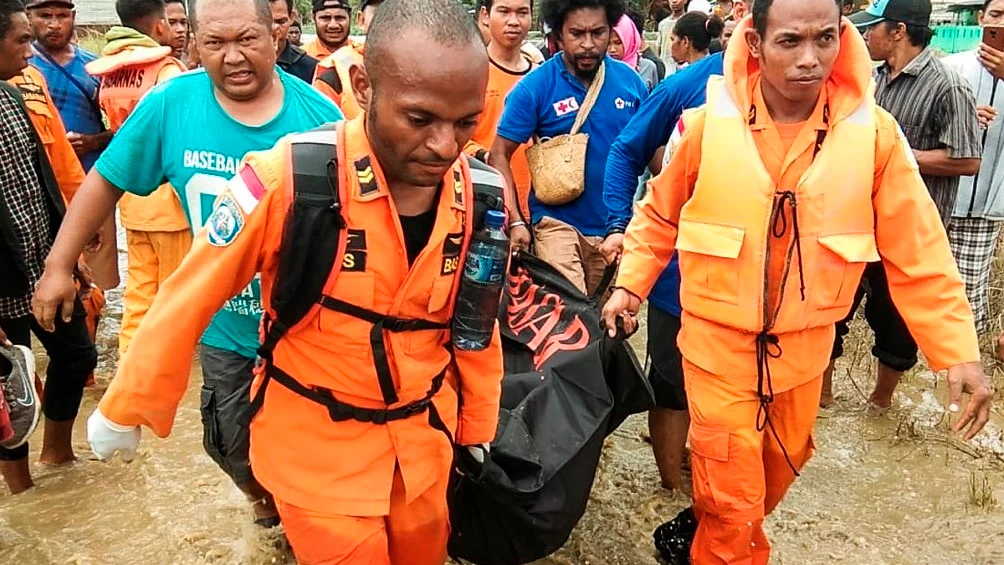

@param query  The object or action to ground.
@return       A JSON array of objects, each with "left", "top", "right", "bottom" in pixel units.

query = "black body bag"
[{"left": 448, "top": 252, "right": 654, "bottom": 565}]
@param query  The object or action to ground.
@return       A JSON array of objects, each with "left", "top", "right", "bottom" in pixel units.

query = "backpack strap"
[
  {"left": 316, "top": 66, "right": 344, "bottom": 95},
  {"left": 466, "top": 156, "right": 507, "bottom": 230},
  {"left": 257, "top": 124, "right": 345, "bottom": 361}
]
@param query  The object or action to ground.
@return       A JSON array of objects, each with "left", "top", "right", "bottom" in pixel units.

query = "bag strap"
[
  {"left": 33, "top": 45, "right": 105, "bottom": 128},
  {"left": 570, "top": 61, "right": 606, "bottom": 135},
  {"left": 258, "top": 125, "right": 344, "bottom": 359}
]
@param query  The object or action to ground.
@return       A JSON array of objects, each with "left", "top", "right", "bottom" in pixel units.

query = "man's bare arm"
[{"left": 34, "top": 170, "right": 124, "bottom": 330}]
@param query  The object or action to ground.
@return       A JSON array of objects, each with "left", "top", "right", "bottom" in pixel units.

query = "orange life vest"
[
  {"left": 676, "top": 75, "right": 880, "bottom": 336},
  {"left": 87, "top": 46, "right": 188, "bottom": 232},
  {"left": 313, "top": 45, "right": 365, "bottom": 119},
  {"left": 7, "top": 66, "right": 85, "bottom": 204},
  {"left": 86, "top": 46, "right": 181, "bottom": 131}
]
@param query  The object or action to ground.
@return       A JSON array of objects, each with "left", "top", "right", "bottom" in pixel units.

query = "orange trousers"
[
  {"left": 276, "top": 467, "right": 450, "bottom": 565},
  {"left": 119, "top": 229, "right": 193, "bottom": 356},
  {"left": 684, "top": 359, "right": 821, "bottom": 565}
]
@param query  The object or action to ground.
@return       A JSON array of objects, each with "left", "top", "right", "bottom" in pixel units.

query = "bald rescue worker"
[
  {"left": 86, "top": 0, "right": 190, "bottom": 357},
  {"left": 52, "top": 0, "right": 502, "bottom": 562},
  {"left": 312, "top": 0, "right": 383, "bottom": 118},
  {"left": 602, "top": 1, "right": 994, "bottom": 563}
]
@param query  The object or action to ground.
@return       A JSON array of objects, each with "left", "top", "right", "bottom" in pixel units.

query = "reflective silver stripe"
[
  {"left": 844, "top": 99, "right": 872, "bottom": 125},
  {"left": 470, "top": 167, "right": 505, "bottom": 190},
  {"left": 289, "top": 127, "right": 338, "bottom": 146},
  {"left": 708, "top": 77, "right": 740, "bottom": 118}
]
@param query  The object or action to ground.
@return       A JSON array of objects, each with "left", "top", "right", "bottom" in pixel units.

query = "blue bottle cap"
[{"left": 485, "top": 210, "right": 506, "bottom": 229}]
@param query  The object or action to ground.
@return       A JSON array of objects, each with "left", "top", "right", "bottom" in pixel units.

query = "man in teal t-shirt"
[
  {"left": 32, "top": 0, "right": 342, "bottom": 528},
  {"left": 95, "top": 66, "right": 340, "bottom": 361}
]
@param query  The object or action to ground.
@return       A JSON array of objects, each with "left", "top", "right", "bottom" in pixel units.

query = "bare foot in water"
[
  {"left": 252, "top": 495, "right": 280, "bottom": 528},
  {"left": 868, "top": 363, "right": 901, "bottom": 411},
  {"left": 819, "top": 390, "right": 835, "bottom": 408},
  {"left": 820, "top": 361, "right": 836, "bottom": 408},
  {"left": 38, "top": 419, "right": 77, "bottom": 465},
  {"left": 38, "top": 450, "right": 78, "bottom": 466}
]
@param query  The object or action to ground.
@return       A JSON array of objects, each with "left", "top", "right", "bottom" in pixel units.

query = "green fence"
[{"left": 931, "top": 25, "right": 983, "bottom": 55}]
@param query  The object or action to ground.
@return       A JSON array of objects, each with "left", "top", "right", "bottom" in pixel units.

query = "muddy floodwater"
[{"left": 2, "top": 243, "right": 1004, "bottom": 564}]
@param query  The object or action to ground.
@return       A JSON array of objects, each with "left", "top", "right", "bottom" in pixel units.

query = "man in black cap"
[
  {"left": 27, "top": 0, "right": 111, "bottom": 172},
  {"left": 270, "top": 0, "right": 317, "bottom": 83},
  {"left": 304, "top": 0, "right": 351, "bottom": 59},
  {"left": 311, "top": 0, "right": 384, "bottom": 117},
  {"left": 823, "top": 0, "right": 983, "bottom": 408}
]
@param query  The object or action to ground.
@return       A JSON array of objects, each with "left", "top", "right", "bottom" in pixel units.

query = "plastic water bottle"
[{"left": 452, "top": 210, "right": 509, "bottom": 351}]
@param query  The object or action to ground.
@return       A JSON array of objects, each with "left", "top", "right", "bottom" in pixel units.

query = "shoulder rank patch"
[
  {"left": 441, "top": 232, "right": 463, "bottom": 275},
  {"left": 342, "top": 228, "right": 367, "bottom": 271},
  {"left": 206, "top": 193, "right": 246, "bottom": 247},
  {"left": 354, "top": 156, "right": 378, "bottom": 195},
  {"left": 230, "top": 166, "right": 266, "bottom": 214},
  {"left": 452, "top": 168, "right": 463, "bottom": 205}
]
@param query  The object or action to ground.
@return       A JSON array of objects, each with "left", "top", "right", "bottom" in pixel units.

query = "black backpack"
[{"left": 250, "top": 124, "right": 506, "bottom": 427}]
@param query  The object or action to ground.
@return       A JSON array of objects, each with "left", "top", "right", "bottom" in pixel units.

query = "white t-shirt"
[{"left": 688, "top": 0, "right": 713, "bottom": 13}]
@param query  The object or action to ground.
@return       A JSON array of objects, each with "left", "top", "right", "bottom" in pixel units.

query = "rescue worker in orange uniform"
[
  {"left": 312, "top": 37, "right": 365, "bottom": 118},
  {"left": 304, "top": 0, "right": 353, "bottom": 60},
  {"left": 84, "top": 0, "right": 191, "bottom": 356},
  {"left": 311, "top": 0, "right": 382, "bottom": 119},
  {"left": 465, "top": 0, "right": 535, "bottom": 221},
  {"left": 85, "top": 1, "right": 503, "bottom": 563},
  {"left": 602, "top": 1, "right": 994, "bottom": 563},
  {"left": 8, "top": 65, "right": 104, "bottom": 387}
]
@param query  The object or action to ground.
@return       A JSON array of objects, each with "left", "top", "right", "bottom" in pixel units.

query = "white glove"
[
  {"left": 87, "top": 409, "right": 141, "bottom": 462},
  {"left": 466, "top": 442, "right": 490, "bottom": 464}
]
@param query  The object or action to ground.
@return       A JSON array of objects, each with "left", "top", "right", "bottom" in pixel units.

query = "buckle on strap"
[
  {"left": 267, "top": 364, "right": 447, "bottom": 425},
  {"left": 318, "top": 294, "right": 450, "bottom": 405}
]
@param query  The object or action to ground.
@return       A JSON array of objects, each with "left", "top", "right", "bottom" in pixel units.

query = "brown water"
[{"left": 2, "top": 247, "right": 1003, "bottom": 565}]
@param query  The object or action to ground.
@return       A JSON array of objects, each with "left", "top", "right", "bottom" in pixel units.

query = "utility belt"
[
  {"left": 258, "top": 364, "right": 447, "bottom": 425},
  {"left": 251, "top": 293, "right": 453, "bottom": 437}
]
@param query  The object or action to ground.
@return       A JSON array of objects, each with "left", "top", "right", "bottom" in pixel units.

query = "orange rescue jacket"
[
  {"left": 304, "top": 37, "right": 333, "bottom": 60},
  {"left": 87, "top": 42, "right": 189, "bottom": 232},
  {"left": 99, "top": 118, "right": 505, "bottom": 516},
  {"left": 617, "top": 17, "right": 980, "bottom": 390},
  {"left": 8, "top": 66, "right": 85, "bottom": 204},
  {"left": 464, "top": 56, "right": 535, "bottom": 221},
  {"left": 313, "top": 44, "right": 365, "bottom": 119}
]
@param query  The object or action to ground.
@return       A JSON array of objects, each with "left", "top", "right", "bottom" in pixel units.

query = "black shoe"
[{"left": 653, "top": 506, "right": 697, "bottom": 565}]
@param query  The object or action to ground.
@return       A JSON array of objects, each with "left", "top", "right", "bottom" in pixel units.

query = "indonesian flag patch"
[{"left": 229, "top": 165, "right": 266, "bottom": 215}]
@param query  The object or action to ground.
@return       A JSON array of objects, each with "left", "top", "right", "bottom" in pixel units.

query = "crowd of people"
[{"left": 0, "top": 0, "right": 1000, "bottom": 563}]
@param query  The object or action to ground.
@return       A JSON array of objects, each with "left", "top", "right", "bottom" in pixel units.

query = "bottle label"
[{"left": 463, "top": 252, "right": 505, "bottom": 284}]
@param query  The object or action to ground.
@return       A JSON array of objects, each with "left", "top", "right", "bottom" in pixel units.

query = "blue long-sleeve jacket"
[{"left": 602, "top": 52, "right": 724, "bottom": 316}]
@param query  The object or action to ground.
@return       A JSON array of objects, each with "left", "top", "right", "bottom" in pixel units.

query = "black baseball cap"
[
  {"left": 360, "top": 0, "right": 385, "bottom": 8},
  {"left": 313, "top": 0, "right": 350, "bottom": 13},
  {"left": 849, "top": 0, "right": 932, "bottom": 28}
]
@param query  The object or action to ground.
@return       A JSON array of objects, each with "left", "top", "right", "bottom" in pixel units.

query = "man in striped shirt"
[{"left": 823, "top": 0, "right": 982, "bottom": 408}]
